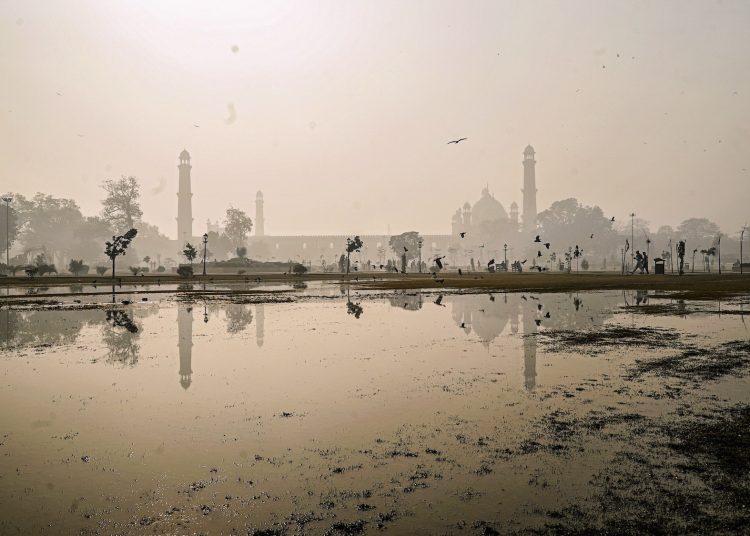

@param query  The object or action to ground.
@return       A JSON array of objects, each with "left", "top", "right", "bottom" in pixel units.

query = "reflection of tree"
[
  {"left": 103, "top": 310, "right": 140, "bottom": 366},
  {"left": 0, "top": 309, "right": 95, "bottom": 349},
  {"left": 346, "top": 289, "right": 364, "bottom": 319},
  {"left": 225, "top": 304, "right": 253, "bottom": 333},
  {"left": 388, "top": 291, "right": 423, "bottom": 311}
]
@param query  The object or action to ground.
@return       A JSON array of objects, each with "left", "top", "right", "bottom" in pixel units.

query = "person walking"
[
  {"left": 631, "top": 251, "right": 643, "bottom": 274},
  {"left": 642, "top": 251, "right": 649, "bottom": 274}
]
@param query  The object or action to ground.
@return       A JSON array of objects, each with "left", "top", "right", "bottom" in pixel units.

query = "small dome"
[
  {"left": 472, "top": 187, "right": 508, "bottom": 223},
  {"left": 524, "top": 145, "right": 535, "bottom": 154},
  {"left": 256, "top": 190, "right": 264, "bottom": 198},
  {"left": 463, "top": 202, "right": 471, "bottom": 210},
  {"left": 179, "top": 149, "right": 191, "bottom": 160}
]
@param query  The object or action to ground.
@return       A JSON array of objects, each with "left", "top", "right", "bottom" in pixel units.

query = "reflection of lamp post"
[
  {"left": 418, "top": 238, "right": 423, "bottom": 273},
  {"left": 1, "top": 196, "right": 12, "bottom": 267},
  {"left": 203, "top": 303, "right": 209, "bottom": 323},
  {"left": 503, "top": 243, "right": 508, "bottom": 271},
  {"left": 202, "top": 233, "right": 208, "bottom": 276}
]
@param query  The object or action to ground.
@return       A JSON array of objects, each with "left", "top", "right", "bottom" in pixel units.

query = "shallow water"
[{"left": 0, "top": 289, "right": 748, "bottom": 534}]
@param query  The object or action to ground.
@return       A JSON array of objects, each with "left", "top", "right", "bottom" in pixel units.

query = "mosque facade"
[{"left": 175, "top": 146, "right": 539, "bottom": 268}]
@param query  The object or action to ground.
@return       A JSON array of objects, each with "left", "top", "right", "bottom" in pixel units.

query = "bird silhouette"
[
  {"left": 544, "top": 243, "right": 550, "bottom": 249},
  {"left": 610, "top": 217, "right": 615, "bottom": 222},
  {"left": 460, "top": 322, "right": 466, "bottom": 328},
  {"left": 121, "top": 300, "right": 131, "bottom": 305},
  {"left": 489, "top": 294, "right": 495, "bottom": 301},
  {"left": 434, "top": 256, "right": 446, "bottom": 269},
  {"left": 447, "top": 138, "right": 467, "bottom": 144},
  {"left": 590, "top": 234, "right": 594, "bottom": 239},
  {"left": 434, "top": 295, "right": 444, "bottom": 306},
  {"left": 458, "top": 268, "right": 463, "bottom": 275},
  {"left": 521, "top": 295, "right": 527, "bottom": 300},
  {"left": 459, "top": 232, "right": 466, "bottom": 238},
  {"left": 435, "top": 278, "right": 445, "bottom": 284},
  {"left": 403, "top": 247, "right": 408, "bottom": 252},
  {"left": 487, "top": 258, "right": 495, "bottom": 266},
  {"left": 537, "top": 304, "right": 542, "bottom": 311},
  {"left": 535, "top": 319, "right": 542, "bottom": 326},
  {"left": 521, "top": 259, "right": 527, "bottom": 264},
  {"left": 535, "top": 266, "right": 543, "bottom": 272},
  {"left": 544, "top": 312, "right": 551, "bottom": 318},
  {"left": 534, "top": 235, "right": 541, "bottom": 243},
  {"left": 537, "top": 251, "right": 542, "bottom": 257}
]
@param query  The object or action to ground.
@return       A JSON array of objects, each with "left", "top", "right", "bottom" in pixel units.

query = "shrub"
[
  {"left": 156, "top": 265, "right": 166, "bottom": 273},
  {"left": 581, "top": 259, "right": 590, "bottom": 271},
  {"left": 177, "top": 265, "right": 193, "bottom": 277},
  {"left": 25, "top": 265, "right": 38, "bottom": 277},
  {"left": 129, "top": 266, "right": 141, "bottom": 275},
  {"left": 292, "top": 264, "right": 308, "bottom": 275},
  {"left": 237, "top": 269, "right": 246, "bottom": 275},
  {"left": 96, "top": 266, "right": 108, "bottom": 276}
]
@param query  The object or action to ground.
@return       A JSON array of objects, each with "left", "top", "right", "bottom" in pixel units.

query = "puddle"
[{"left": 0, "top": 289, "right": 748, "bottom": 534}]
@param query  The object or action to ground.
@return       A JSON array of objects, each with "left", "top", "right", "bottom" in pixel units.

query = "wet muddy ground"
[{"left": 0, "top": 287, "right": 749, "bottom": 535}]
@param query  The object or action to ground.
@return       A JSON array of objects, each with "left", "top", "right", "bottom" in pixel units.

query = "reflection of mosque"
[{"left": 176, "top": 303, "right": 265, "bottom": 389}]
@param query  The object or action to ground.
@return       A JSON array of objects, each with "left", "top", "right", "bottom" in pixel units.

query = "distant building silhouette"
[
  {"left": 178, "top": 305, "right": 193, "bottom": 389},
  {"left": 255, "top": 303, "right": 264, "bottom": 347},
  {"left": 177, "top": 150, "right": 194, "bottom": 247}
]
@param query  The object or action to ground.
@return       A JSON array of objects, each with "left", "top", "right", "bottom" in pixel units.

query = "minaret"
[
  {"left": 522, "top": 145, "right": 537, "bottom": 234},
  {"left": 510, "top": 201, "right": 519, "bottom": 227},
  {"left": 177, "top": 149, "right": 193, "bottom": 246},
  {"left": 462, "top": 202, "right": 472, "bottom": 228},
  {"left": 255, "top": 191, "right": 265, "bottom": 236},
  {"left": 178, "top": 305, "right": 193, "bottom": 389}
]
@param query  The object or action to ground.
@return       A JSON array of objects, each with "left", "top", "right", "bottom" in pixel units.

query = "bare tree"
[{"left": 101, "top": 176, "right": 143, "bottom": 231}]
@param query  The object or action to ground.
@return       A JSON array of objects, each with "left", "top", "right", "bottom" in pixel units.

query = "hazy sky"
[{"left": 1, "top": 0, "right": 748, "bottom": 238}]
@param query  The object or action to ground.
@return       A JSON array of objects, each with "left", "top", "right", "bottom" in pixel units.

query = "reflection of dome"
[{"left": 472, "top": 187, "right": 508, "bottom": 223}]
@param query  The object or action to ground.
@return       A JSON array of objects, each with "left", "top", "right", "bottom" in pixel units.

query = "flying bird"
[
  {"left": 434, "top": 295, "right": 444, "bottom": 306},
  {"left": 447, "top": 138, "right": 467, "bottom": 144},
  {"left": 403, "top": 247, "right": 408, "bottom": 252},
  {"left": 434, "top": 256, "right": 446, "bottom": 269},
  {"left": 193, "top": 124, "right": 200, "bottom": 128},
  {"left": 544, "top": 243, "right": 550, "bottom": 249},
  {"left": 590, "top": 234, "right": 594, "bottom": 239},
  {"left": 459, "top": 232, "right": 466, "bottom": 238},
  {"left": 521, "top": 259, "right": 527, "bottom": 264},
  {"left": 535, "top": 319, "right": 542, "bottom": 326},
  {"left": 521, "top": 295, "right": 527, "bottom": 301},
  {"left": 534, "top": 235, "right": 541, "bottom": 243},
  {"left": 610, "top": 217, "right": 615, "bottom": 222},
  {"left": 487, "top": 259, "right": 495, "bottom": 266}
]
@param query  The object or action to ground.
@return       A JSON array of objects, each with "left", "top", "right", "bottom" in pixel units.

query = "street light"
[
  {"left": 741, "top": 226, "right": 746, "bottom": 275},
  {"left": 202, "top": 233, "right": 208, "bottom": 276},
  {"left": 2, "top": 196, "right": 12, "bottom": 268},
  {"left": 503, "top": 243, "right": 508, "bottom": 271},
  {"left": 630, "top": 212, "right": 635, "bottom": 270}
]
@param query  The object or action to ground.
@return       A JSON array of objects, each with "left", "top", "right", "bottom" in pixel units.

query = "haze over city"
[{"left": 2, "top": 0, "right": 748, "bottom": 238}]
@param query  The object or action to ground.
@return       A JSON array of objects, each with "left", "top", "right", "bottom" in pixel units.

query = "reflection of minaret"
[
  {"left": 522, "top": 145, "right": 537, "bottom": 234},
  {"left": 177, "top": 150, "right": 193, "bottom": 246},
  {"left": 521, "top": 298, "right": 537, "bottom": 391},
  {"left": 255, "top": 304, "right": 265, "bottom": 347},
  {"left": 178, "top": 305, "right": 193, "bottom": 389},
  {"left": 255, "top": 191, "right": 265, "bottom": 237}
]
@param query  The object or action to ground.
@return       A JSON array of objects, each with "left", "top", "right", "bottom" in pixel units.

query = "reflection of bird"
[
  {"left": 590, "top": 234, "right": 594, "bottom": 239},
  {"left": 521, "top": 259, "right": 527, "bottom": 264},
  {"left": 403, "top": 247, "right": 408, "bottom": 252},
  {"left": 544, "top": 312, "right": 551, "bottom": 318},
  {"left": 544, "top": 243, "right": 550, "bottom": 249},
  {"left": 121, "top": 300, "right": 131, "bottom": 305},
  {"left": 530, "top": 295, "right": 538, "bottom": 300},
  {"left": 434, "top": 295, "right": 444, "bottom": 306},
  {"left": 460, "top": 322, "right": 466, "bottom": 328},
  {"left": 537, "top": 251, "right": 542, "bottom": 257},
  {"left": 447, "top": 138, "right": 467, "bottom": 144},
  {"left": 435, "top": 278, "right": 445, "bottom": 284},
  {"left": 521, "top": 295, "right": 527, "bottom": 300},
  {"left": 489, "top": 294, "right": 495, "bottom": 301},
  {"left": 535, "top": 266, "right": 543, "bottom": 272},
  {"left": 537, "top": 304, "right": 542, "bottom": 311},
  {"left": 534, "top": 235, "right": 541, "bottom": 242},
  {"left": 459, "top": 232, "right": 466, "bottom": 238},
  {"left": 535, "top": 319, "right": 542, "bottom": 326}
]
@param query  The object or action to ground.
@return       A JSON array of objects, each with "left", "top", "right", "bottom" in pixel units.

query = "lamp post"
[
  {"left": 503, "top": 243, "right": 507, "bottom": 272},
  {"left": 741, "top": 227, "right": 746, "bottom": 275},
  {"left": 630, "top": 212, "right": 635, "bottom": 271},
  {"left": 202, "top": 233, "right": 208, "bottom": 276},
  {"left": 418, "top": 238, "right": 423, "bottom": 273},
  {"left": 2, "top": 196, "right": 12, "bottom": 268}
]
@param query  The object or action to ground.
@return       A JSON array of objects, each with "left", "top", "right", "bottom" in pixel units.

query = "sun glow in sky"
[{"left": 1, "top": 0, "right": 749, "bottom": 237}]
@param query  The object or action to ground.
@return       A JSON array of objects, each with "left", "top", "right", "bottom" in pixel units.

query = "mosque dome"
[
  {"left": 471, "top": 187, "right": 508, "bottom": 223},
  {"left": 179, "top": 149, "right": 191, "bottom": 160}
]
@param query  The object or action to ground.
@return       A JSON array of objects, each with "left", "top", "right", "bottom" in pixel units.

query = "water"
[{"left": 0, "top": 289, "right": 748, "bottom": 534}]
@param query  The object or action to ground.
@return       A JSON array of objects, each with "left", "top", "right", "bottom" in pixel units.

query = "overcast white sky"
[{"left": 1, "top": 0, "right": 748, "bottom": 238}]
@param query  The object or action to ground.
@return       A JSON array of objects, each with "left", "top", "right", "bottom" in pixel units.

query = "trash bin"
[{"left": 653, "top": 258, "right": 665, "bottom": 275}]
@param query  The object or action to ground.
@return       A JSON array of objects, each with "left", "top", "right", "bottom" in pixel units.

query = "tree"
[
  {"left": 100, "top": 176, "right": 143, "bottom": 231},
  {"left": 183, "top": 243, "right": 198, "bottom": 265},
  {"left": 292, "top": 264, "right": 308, "bottom": 275},
  {"left": 677, "top": 218, "right": 720, "bottom": 246},
  {"left": 68, "top": 259, "right": 86, "bottom": 276},
  {"left": 388, "top": 232, "right": 423, "bottom": 263},
  {"left": 676, "top": 240, "right": 686, "bottom": 275},
  {"left": 236, "top": 246, "right": 247, "bottom": 259},
  {"left": 537, "top": 198, "right": 618, "bottom": 256},
  {"left": 223, "top": 207, "right": 253, "bottom": 248},
  {"left": 345, "top": 236, "right": 363, "bottom": 274},
  {"left": 338, "top": 254, "right": 347, "bottom": 273},
  {"left": 96, "top": 266, "right": 108, "bottom": 276},
  {"left": 105, "top": 228, "right": 138, "bottom": 278},
  {"left": 129, "top": 266, "right": 141, "bottom": 275}
]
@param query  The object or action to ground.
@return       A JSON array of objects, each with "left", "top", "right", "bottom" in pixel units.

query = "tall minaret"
[
  {"left": 255, "top": 190, "right": 265, "bottom": 236},
  {"left": 177, "top": 149, "right": 193, "bottom": 246},
  {"left": 522, "top": 145, "right": 537, "bottom": 234},
  {"left": 178, "top": 305, "right": 193, "bottom": 389}
]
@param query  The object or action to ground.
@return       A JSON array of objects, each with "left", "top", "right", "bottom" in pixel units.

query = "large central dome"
[{"left": 472, "top": 187, "right": 508, "bottom": 223}]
